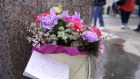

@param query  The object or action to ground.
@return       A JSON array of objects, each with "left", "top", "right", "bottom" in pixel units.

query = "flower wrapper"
[{"left": 32, "top": 43, "right": 88, "bottom": 56}]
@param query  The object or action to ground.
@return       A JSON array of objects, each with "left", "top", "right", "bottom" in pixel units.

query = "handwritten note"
[{"left": 23, "top": 51, "right": 69, "bottom": 79}]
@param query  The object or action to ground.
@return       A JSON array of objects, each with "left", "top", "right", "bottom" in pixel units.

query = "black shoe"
[{"left": 134, "top": 29, "right": 140, "bottom": 32}]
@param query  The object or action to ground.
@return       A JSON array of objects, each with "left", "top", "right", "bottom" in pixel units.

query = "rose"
[
  {"left": 35, "top": 13, "right": 50, "bottom": 24},
  {"left": 53, "top": 5, "right": 62, "bottom": 14},
  {"left": 67, "top": 19, "right": 83, "bottom": 32},
  {"left": 90, "top": 26, "right": 102, "bottom": 37}
]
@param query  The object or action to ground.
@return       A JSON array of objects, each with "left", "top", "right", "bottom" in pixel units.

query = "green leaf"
[
  {"left": 51, "top": 19, "right": 66, "bottom": 35},
  {"left": 83, "top": 41, "right": 100, "bottom": 56}
]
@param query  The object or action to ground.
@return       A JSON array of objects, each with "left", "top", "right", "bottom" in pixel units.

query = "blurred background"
[{"left": 90, "top": 0, "right": 140, "bottom": 79}]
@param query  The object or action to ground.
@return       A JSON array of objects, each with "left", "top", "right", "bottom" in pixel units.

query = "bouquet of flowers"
[{"left": 27, "top": 5, "right": 105, "bottom": 58}]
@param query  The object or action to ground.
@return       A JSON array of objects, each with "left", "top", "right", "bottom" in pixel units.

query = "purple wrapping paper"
[{"left": 32, "top": 43, "right": 88, "bottom": 56}]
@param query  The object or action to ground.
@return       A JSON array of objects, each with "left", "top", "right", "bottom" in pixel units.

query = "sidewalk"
[
  {"left": 103, "top": 14, "right": 138, "bottom": 18},
  {"left": 94, "top": 17, "right": 140, "bottom": 79}
]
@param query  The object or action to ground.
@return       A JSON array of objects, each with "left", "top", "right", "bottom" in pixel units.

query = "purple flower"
[
  {"left": 65, "top": 11, "right": 83, "bottom": 23},
  {"left": 40, "top": 8, "right": 58, "bottom": 30},
  {"left": 98, "top": 42, "right": 105, "bottom": 58},
  {"left": 57, "top": 11, "right": 69, "bottom": 19},
  {"left": 82, "top": 31, "right": 98, "bottom": 42}
]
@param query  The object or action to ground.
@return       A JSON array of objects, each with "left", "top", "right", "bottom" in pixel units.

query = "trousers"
[
  {"left": 120, "top": 9, "right": 131, "bottom": 24},
  {"left": 94, "top": 6, "right": 104, "bottom": 26},
  {"left": 137, "top": 5, "right": 140, "bottom": 30}
]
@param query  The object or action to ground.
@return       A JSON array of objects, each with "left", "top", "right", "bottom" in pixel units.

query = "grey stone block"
[{"left": 0, "top": 0, "right": 92, "bottom": 78}]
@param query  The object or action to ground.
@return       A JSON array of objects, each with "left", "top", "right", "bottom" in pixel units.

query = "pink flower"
[
  {"left": 67, "top": 19, "right": 83, "bottom": 32},
  {"left": 35, "top": 13, "right": 50, "bottom": 24},
  {"left": 98, "top": 42, "right": 105, "bottom": 58},
  {"left": 90, "top": 26, "right": 102, "bottom": 37}
]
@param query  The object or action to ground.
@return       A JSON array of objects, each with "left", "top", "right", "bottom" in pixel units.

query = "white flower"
[
  {"left": 58, "top": 27, "right": 64, "bottom": 30},
  {"left": 62, "top": 34, "right": 68, "bottom": 41},
  {"left": 71, "top": 41, "right": 79, "bottom": 47},
  {"left": 66, "top": 22, "right": 74, "bottom": 28},
  {"left": 69, "top": 22, "right": 74, "bottom": 26},
  {"left": 57, "top": 31, "right": 68, "bottom": 42},
  {"left": 52, "top": 41, "right": 57, "bottom": 45},
  {"left": 31, "top": 23, "right": 36, "bottom": 27},
  {"left": 65, "top": 29, "right": 71, "bottom": 32},
  {"left": 50, "top": 34, "right": 58, "bottom": 40},
  {"left": 27, "top": 37, "right": 32, "bottom": 43},
  {"left": 57, "top": 31, "right": 65, "bottom": 38}
]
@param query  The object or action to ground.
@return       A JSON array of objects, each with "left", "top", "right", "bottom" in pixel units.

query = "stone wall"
[{"left": 0, "top": 0, "right": 91, "bottom": 79}]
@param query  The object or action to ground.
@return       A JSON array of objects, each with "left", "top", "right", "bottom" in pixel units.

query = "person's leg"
[
  {"left": 94, "top": 6, "right": 99, "bottom": 27},
  {"left": 138, "top": 24, "right": 140, "bottom": 30},
  {"left": 90, "top": 5, "right": 94, "bottom": 26},
  {"left": 99, "top": 6, "right": 104, "bottom": 27},
  {"left": 137, "top": 5, "right": 140, "bottom": 30},
  {"left": 120, "top": 9, "right": 127, "bottom": 28},
  {"left": 138, "top": 5, "right": 140, "bottom": 17},
  {"left": 94, "top": 6, "right": 97, "bottom": 26},
  {"left": 135, "top": 18, "right": 140, "bottom": 31},
  {"left": 134, "top": 5, "right": 140, "bottom": 31},
  {"left": 120, "top": 9, "right": 126, "bottom": 24},
  {"left": 125, "top": 11, "right": 131, "bottom": 27}
]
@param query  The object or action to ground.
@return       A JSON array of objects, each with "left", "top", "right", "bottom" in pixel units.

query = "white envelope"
[{"left": 23, "top": 51, "right": 69, "bottom": 79}]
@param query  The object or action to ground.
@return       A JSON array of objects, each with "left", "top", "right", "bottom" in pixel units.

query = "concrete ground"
[{"left": 93, "top": 16, "right": 140, "bottom": 79}]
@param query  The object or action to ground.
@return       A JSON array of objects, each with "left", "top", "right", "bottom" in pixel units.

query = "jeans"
[
  {"left": 94, "top": 6, "right": 104, "bottom": 26},
  {"left": 120, "top": 9, "right": 131, "bottom": 25}
]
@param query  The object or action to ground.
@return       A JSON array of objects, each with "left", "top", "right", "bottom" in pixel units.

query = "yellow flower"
[{"left": 53, "top": 5, "right": 62, "bottom": 14}]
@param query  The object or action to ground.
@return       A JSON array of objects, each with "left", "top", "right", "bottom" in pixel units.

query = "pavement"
[{"left": 92, "top": 16, "right": 140, "bottom": 79}]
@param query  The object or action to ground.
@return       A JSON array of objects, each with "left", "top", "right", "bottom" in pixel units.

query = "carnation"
[
  {"left": 82, "top": 31, "right": 98, "bottom": 42},
  {"left": 40, "top": 15, "right": 58, "bottom": 29},
  {"left": 67, "top": 19, "right": 83, "bottom": 32},
  {"left": 35, "top": 13, "right": 50, "bottom": 24},
  {"left": 90, "top": 26, "right": 102, "bottom": 37},
  {"left": 40, "top": 9, "right": 58, "bottom": 30}
]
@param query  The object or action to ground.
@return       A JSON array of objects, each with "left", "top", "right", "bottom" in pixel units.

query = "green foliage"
[
  {"left": 83, "top": 41, "right": 100, "bottom": 56},
  {"left": 57, "top": 38, "right": 72, "bottom": 46},
  {"left": 51, "top": 19, "right": 66, "bottom": 35},
  {"left": 50, "top": 19, "right": 73, "bottom": 46}
]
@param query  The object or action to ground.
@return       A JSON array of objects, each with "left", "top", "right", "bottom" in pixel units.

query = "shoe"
[
  {"left": 100, "top": 25, "right": 104, "bottom": 27},
  {"left": 121, "top": 24, "right": 129, "bottom": 29},
  {"left": 134, "top": 29, "right": 140, "bottom": 32},
  {"left": 121, "top": 27, "right": 129, "bottom": 29},
  {"left": 121, "top": 23, "right": 129, "bottom": 29},
  {"left": 99, "top": 26, "right": 105, "bottom": 30}
]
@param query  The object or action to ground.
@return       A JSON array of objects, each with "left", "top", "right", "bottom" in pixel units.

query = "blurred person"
[
  {"left": 112, "top": 1, "right": 119, "bottom": 16},
  {"left": 117, "top": 0, "right": 135, "bottom": 29},
  {"left": 134, "top": 0, "right": 140, "bottom": 32},
  {"left": 94, "top": 0, "right": 106, "bottom": 27}
]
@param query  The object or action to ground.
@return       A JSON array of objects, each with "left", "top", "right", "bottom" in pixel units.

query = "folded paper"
[{"left": 23, "top": 51, "right": 69, "bottom": 79}]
